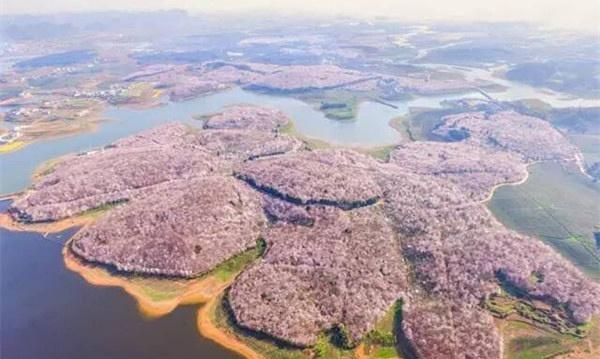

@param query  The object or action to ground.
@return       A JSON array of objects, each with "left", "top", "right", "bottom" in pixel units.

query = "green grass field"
[
  {"left": 488, "top": 162, "right": 600, "bottom": 280},
  {"left": 362, "top": 301, "right": 404, "bottom": 359},
  {"left": 509, "top": 333, "right": 568, "bottom": 359},
  {"left": 502, "top": 318, "right": 599, "bottom": 359}
]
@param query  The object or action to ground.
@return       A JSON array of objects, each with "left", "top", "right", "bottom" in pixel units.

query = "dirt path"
[{"left": 354, "top": 343, "right": 370, "bottom": 359}]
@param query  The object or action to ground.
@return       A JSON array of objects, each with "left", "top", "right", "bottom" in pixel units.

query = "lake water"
[
  {"left": 0, "top": 87, "right": 483, "bottom": 194},
  {"left": 0, "top": 201, "right": 241, "bottom": 359}
]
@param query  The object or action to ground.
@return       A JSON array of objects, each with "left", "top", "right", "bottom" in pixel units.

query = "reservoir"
[{"left": 0, "top": 201, "right": 241, "bottom": 359}]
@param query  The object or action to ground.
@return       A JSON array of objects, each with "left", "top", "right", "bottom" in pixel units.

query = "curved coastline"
[
  {"left": 480, "top": 163, "right": 533, "bottom": 204},
  {"left": 481, "top": 157, "right": 591, "bottom": 205},
  {"left": 196, "top": 296, "right": 265, "bottom": 359},
  {"left": 64, "top": 241, "right": 266, "bottom": 357},
  {"left": 0, "top": 212, "right": 95, "bottom": 233},
  {"left": 63, "top": 247, "right": 234, "bottom": 319},
  {"left": 0, "top": 207, "right": 265, "bottom": 358}
]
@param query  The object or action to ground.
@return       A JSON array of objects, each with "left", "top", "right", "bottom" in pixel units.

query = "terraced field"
[{"left": 489, "top": 162, "right": 600, "bottom": 280}]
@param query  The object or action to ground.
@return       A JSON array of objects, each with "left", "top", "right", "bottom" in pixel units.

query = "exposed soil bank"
[
  {"left": 0, "top": 212, "right": 95, "bottom": 233},
  {"left": 0, "top": 226, "right": 240, "bottom": 359},
  {"left": 63, "top": 248, "right": 232, "bottom": 318},
  {"left": 197, "top": 296, "right": 265, "bottom": 359}
]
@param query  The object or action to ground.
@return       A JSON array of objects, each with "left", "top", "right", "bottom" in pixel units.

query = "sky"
[{"left": 2, "top": 0, "right": 599, "bottom": 32}]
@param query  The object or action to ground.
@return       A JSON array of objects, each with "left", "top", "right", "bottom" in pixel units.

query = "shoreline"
[
  {"left": 65, "top": 242, "right": 267, "bottom": 358},
  {"left": 63, "top": 248, "right": 233, "bottom": 318},
  {"left": 0, "top": 212, "right": 95, "bottom": 234},
  {"left": 480, "top": 163, "right": 533, "bottom": 203},
  {"left": 0, "top": 191, "right": 266, "bottom": 357},
  {"left": 0, "top": 140, "right": 27, "bottom": 154},
  {"left": 481, "top": 157, "right": 591, "bottom": 205},
  {"left": 196, "top": 295, "right": 265, "bottom": 359},
  {"left": 0, "top": 209, "right": 263, "bottom": 358}
]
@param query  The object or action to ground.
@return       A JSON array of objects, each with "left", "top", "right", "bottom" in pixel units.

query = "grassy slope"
[
  {"left": 361, "top": 301, "right": 404, "bottom": 359},
  {"left": 488, "top": 162, "right": 600, "bottom": 280}
]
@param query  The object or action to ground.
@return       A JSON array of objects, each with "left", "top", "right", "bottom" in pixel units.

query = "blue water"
[
  {"left": 0, "top": 205, "right": 241, "bottom": 359},
  {"left": 0, "top": 87, "right": 481, "bottom": 194}
]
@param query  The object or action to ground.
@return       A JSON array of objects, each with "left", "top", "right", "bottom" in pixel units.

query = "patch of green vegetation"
[
  {"left": 488, "top": 162, "right": 600, "bottom": 279},
  {"left": 363, "top": 300, "right": 403, "bottom": 359},
  {"left": 295, "top": 89, "right": 364, "bottom": 121},
  {"left": 280, "top": 120, "right": 332, "bottom": 150},
  {"left": 319, "top": 100, "right": 358, "bottom": 120},
  {"left": 489, "top": 274, "right": 595, "bottom": 338},
  {"left": 33, "top": 158, "right": 64, "bottom": 179},
  {"left": 373, "top": 347, "right": 397, "bottom": 359},
  {"left": 485, "top": 294, "right": 517, "bottom": 317},
  {"left": 127, "top": 239, "right": 266, "bottom": 302},
  {"left": 403, "top": 107, "right": 461, "bottom": 141},
  {"left": 192, "top": 113, "right": 211, "bottom": 123},
  {"left": 278, "top": 121, "right": 297, "bottom": 136},
  {"left": 388, "top": 116, "right": 413, "bottom": 141},
  {"left": 314, "top": 331, "right": 356, "bottom": 359},
  {"left": 134, "top": 278, "right": 184, "bottom": 302},
  {"left": 365, "top": 330, "right": 395, "bottom": 347},
  {"left": 80, "top": 200, "right": 126, "bottom": 219},
  {"left": 213, "top": 238, "right": 266, "bottom": 281},
  {"left": 509, "top": 335, "right": 566, "bottom": 359},
  {"left": 503, "top": 318, "right": 599, "bottom": 359}
]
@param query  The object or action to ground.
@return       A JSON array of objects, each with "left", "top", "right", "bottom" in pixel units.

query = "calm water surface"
[{"left": 0, "top": 216, "right": 241, "bottom": 359}]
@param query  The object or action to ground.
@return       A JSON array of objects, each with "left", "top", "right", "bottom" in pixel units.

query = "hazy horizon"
[{"left": 2, "top": 0, "right": 599, "bottom": 33}]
